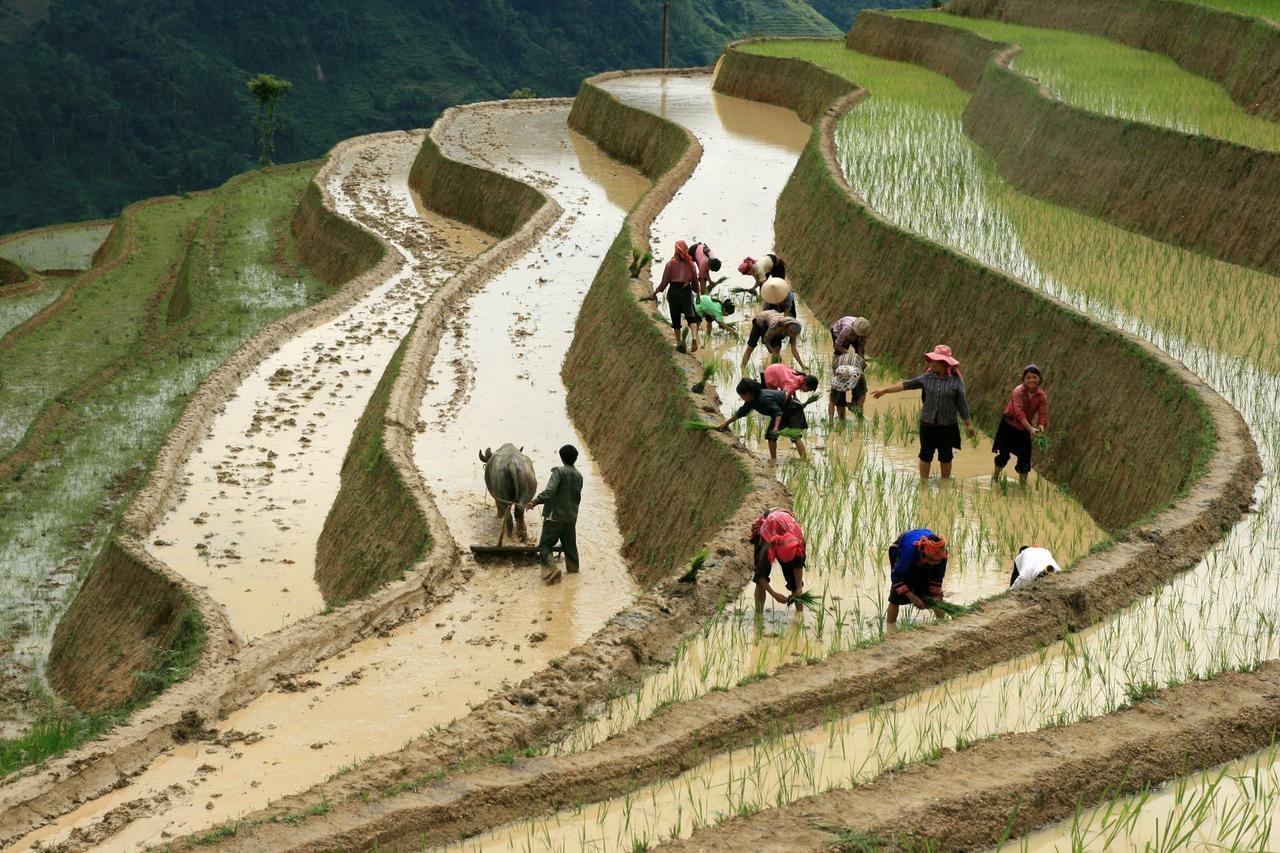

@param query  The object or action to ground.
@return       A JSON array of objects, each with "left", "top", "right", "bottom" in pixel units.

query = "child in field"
[
  {"left": 871, "top": 344, "right": 976, "bottom": 480},
  {"left": 719, "top": 378, "right": 808, "bottom": 461},
  {"left": 741, "top": 309, "right": 808, "bottom": 372},
  {"left": 829, "top": 353, "right": 867, "bottom": 420},
  {"left": 886, "top": 528, "right": 948, "bottom": 625},
  {"left": 652, "top": 240, "right": 701, "bottom": 353},
  {"left": 763, "top": 363, "right": 818, "bottom": 398},
  {"left": 992, "top": 365, "right": 1049, "bottom": 485},
  {"left": 749, "top": 508, "right": 806, "bottom": 611},
  {"left": 1009, "top": 545, "right": 1059, "bottom": 589}
]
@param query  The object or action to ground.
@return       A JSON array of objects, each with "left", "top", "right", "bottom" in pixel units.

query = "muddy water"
[
  {"left": 547, "top": 75, "right": 1100, "bottom": 754},
  {"left": 1017, "top": 744, "right": 1280, "bottom": 851},
  {"left": 0, "top": 222, "right": 112, "bottom": 272},
  {"left": 148, "top": 132, "right": 489, "bottom": 640},
  {"left": 14, "top": 108, "right": 647, "bottom": 852}
]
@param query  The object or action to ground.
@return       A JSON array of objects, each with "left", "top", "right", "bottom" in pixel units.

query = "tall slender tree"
[{"left": 246, "top": 74, "right": 292, "bottom": 166}]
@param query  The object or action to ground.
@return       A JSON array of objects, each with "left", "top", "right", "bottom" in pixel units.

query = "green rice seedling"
[
  {"left": 628, "top": 248, "right": 652, "bottom": 278},
  {"left": 891, "top": 11, "right": 1280, "bottom": 151},
  {"left": 775, "top": 427, "right": 806, "bottom": 440},
  {"left": 789, "top": 590, "right": 821, "bottom": 610},
  {"left": 681, "top": 418, "right": 721, "bottom": 432},
  {"left": 678, "top": 548, "right": 708, "bottom": 584}
]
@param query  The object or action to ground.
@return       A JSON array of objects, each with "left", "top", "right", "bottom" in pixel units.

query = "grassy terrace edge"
[
  {"left": 170, "top": 53, "right": 1259, "bottom": 848},
  {"left": 848, "top": 10, "right": 1280, "bottom": 278},
  {"left": 950, "top": 0, "right": 1280, "bottom": 122}
]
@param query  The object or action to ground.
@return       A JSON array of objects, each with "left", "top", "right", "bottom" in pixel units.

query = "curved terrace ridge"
[
  {"left": 167, "top": 58, "right": 1257, "bottom": 849},
  {"left": 847, "top": 10, "right": 1280, "bottom": 277}
]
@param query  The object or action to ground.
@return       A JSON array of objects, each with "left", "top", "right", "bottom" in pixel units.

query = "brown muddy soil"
[{"left": 147, "top": 133, "right": 485, "bottom": 641}]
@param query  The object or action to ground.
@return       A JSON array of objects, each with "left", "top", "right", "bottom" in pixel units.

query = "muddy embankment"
[
  {"left": 179, "top": 64, "right": 1262, "bottom": 851},
  {"left": 848, "top": 10, "right": 1280, "bottom": 277},
  {"left": 667, "top": 659, "right": 1280, "bottom": 851},
  {"left": 0, "top": 257, "right": 26, "bottom": 287},
  {"left": 171, "top": 82, "right": 795, "bottom": 851},
  {"left": 313, "top": 123, "right": 553, "bottom": 606},
  {"left": 949, "top": 0, "right": 1280, "bottom": 121}
]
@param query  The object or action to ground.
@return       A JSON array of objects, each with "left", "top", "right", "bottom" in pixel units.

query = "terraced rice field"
[
  {"left": 1, "top": 2, "right": 1277, "bottom": 849},
  {"left": 0, "top": 165, "right": 331, "bottom": 738},
  {"left": 892, "top": 10, "right": 1280, "bottom": 151}
]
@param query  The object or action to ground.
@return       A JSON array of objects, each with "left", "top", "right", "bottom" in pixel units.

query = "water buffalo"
[{"left": 478, "top": 444, "right": 537, "bottom": 545}]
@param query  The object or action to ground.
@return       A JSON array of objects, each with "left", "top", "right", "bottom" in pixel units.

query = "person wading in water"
[
  {"left": 749, "top": 508, "right": 806, "bottom": 611},
  {"left": 719, "top": 378, "right": 809, "bottom": 461},
  {"left": 992, "top": 364, "right": 1048, "bottom": 486},
  {"left": 652, "top": 240, "right": 701, "bottom": 353},
  {"left": 872, "top": 344, "right": 976, "bottom": 480},
  {"left": 886, "top": 528, "right": 948, "bottom": 628},
  {"left": 526, "top": 444, "right": 583, "bottom": 585}
]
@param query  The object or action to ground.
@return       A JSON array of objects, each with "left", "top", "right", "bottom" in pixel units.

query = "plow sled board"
[{"left": 469, "top": 545, "right": 564, "bottom": 558}]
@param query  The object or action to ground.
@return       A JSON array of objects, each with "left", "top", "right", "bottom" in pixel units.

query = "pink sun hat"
[{"left": 923, "top": 344, "right": 960, "bottom": 366}]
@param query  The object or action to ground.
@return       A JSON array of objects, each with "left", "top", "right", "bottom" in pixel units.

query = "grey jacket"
[{"left": 533, "top": 464, "right": 583, "bottom": 525}]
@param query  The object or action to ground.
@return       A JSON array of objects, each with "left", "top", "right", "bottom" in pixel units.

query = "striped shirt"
[{"left": 902, "top": 372, "right": 971, "bottom": 426}]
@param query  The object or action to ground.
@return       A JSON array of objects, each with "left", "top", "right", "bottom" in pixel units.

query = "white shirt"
[{"left": 1011, "top": 547, "right": 1059, "bottom": 589}]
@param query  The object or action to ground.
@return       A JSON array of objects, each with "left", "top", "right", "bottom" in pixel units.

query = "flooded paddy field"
[
  {"left": 11, "top": 103, "right": 651, "bottom": 852},
  {"left": 0, "top": 221, "right": 112, "bottom": 273}
]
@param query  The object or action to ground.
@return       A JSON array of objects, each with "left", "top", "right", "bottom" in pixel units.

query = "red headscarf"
[
  {"left": 756, "top": 510, "right": 805, "bottom": 564},
  {"left": 915, "top": 534, "right": 948, "bottom": 564}
]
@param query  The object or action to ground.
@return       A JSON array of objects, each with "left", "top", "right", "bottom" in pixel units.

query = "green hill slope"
[{"left": 0, "top": 0, "right": 919, "bottom": 234}]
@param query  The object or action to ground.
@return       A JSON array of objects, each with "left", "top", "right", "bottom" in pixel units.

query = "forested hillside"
[{"left": 0, "top": 0, "right": 914, "bottom": 233}]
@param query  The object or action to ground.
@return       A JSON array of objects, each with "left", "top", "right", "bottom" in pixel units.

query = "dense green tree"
[{"left": 247, "top": 73, "right": 292, "bottom": 165}]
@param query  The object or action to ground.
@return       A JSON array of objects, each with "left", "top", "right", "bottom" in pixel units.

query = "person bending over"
[
  {"left": 1009, "top": 545, "right": 1059, "bottom": 589},
  {"left": 688, "top": 241, "right": 722, "bottom": 293},
  {"left": 829, "top": 353, "right": 867, "bottom": 421},
  {"left": 749, "top": 508, "right": 806, "bottom": 611},
  {"left": 719, "top": 378, "right": 808, "bottom": 461},
  {"left": 738, "top": 253, "right": 787, "bottom": 291},
  {"left": 741, "top": 309, "right": 808, "bottom": 373},
  {"left": 886, "top": 529, "right": 948, "bottom": 626}
]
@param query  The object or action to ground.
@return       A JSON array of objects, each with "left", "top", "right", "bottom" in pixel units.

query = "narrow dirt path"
[
  {"left": 147, "top": 132, "right": 484, "bottom": 640},
  {"left": 11, "top": 106, "right": 646, "bottom": 853}
]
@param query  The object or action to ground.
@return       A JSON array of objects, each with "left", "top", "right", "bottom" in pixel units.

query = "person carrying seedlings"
[
  {"left": 831, "top": 315, "right": 871, "bottom": 358},
  {"left": 525, "top": 444, "right": 583, "bottom": 585},
  {"left": 738, "top": 253, "right": 787, "bottom": 291},
  {"left": 1009, "top": 545, "right": 1060, "bottom": 590},
  {"left": 992, "top": 364, "right": 1049, "bottom": 485},
  {"left": 829, "top": 352, "right": 867, "bottom": 421},
  {"left": 694, "top": 292, "right": 737, "bottom": 339},
  {"left": 718, "top": 378, "right": 808, "bottom": 461},
  {"left": 760, "top": 278, "right": 797, "bottom": 318},
  {"left": 763, "top": 363, "right": 818, "bottom": 398},
  {"left": 886, "top": 528, "right": 948, "bottom": 625},
  {"left": 652, "top": 239, "right": 701, "bottom": 353},
  {"left": 741, "top": 309, "right": 808, "bottom": 372},
  {"left": 871, "top": 344, "right": 976, "bottom": 480},
  {"left": 749, "top": 508, "right": 806, "bottom": 611},
  {"left": 688, "top": 241, "right": 722, "bottom": 293}
]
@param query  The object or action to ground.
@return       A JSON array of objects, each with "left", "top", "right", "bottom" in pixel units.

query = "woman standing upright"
[
  {"left": 652, "top": 240, "right": 701, "bottom": 353},
  {"left": 872, "top": 344, "right": 976, "bottom": 480},
  {"left": 992, "top": 364, "right": 1048, "bottom": 485}
]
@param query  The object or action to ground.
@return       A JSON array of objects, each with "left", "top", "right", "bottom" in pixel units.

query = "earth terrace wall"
[
  {"left": 950, "top": 0, "right": 1280, "bottom": 122},
  {"left": 314, "top": 110, "right": 556, "bottom": 606},
  {"left": 666, "top": 660, "right": 1280, "bottom": 851},
  {"left": 0, "top": 257, "right": 25, "bottom": 287},
  {"left": 168, "top": 75, "right": 796, "bottom": 851},
  {"left": 849, "top": 10, "right": 1280, "bottom": 277},
  {"left": 162, "top": 60, "right": 1262, "bottom": 852},
  {"left": 0, "top": 130, "right": 544, "bottom": 845},
  {"left": 191, "top": 52, "right": 1265, "bottom": 853}
]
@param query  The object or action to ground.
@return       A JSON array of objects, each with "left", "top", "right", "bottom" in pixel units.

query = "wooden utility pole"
[{"left": 661, "top": 1, "right": 670, "bottom": 68}]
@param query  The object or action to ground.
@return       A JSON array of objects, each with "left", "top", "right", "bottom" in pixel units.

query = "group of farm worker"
[
  {"left": 751, "top": 512, "right": 1061, "bottom": 623},
  {"left": 647, "top": 239, "right": 1057, "bottom": 620},
  {"left": 651, "top": 239, "right": 1050, "bottom": 482}
]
